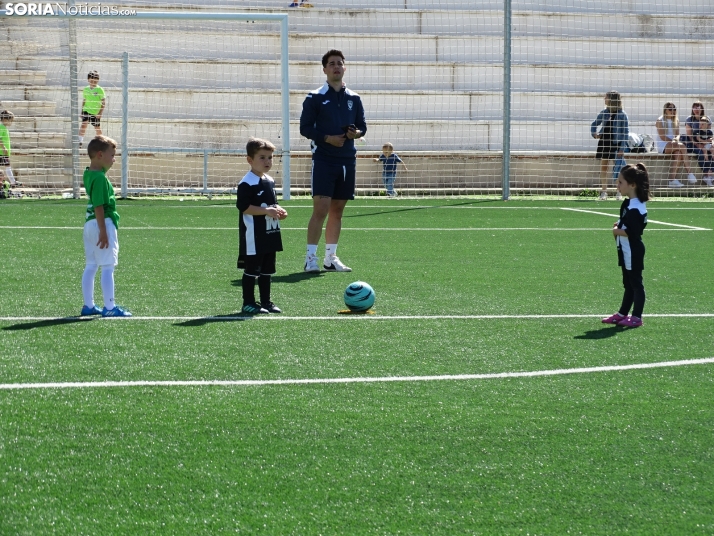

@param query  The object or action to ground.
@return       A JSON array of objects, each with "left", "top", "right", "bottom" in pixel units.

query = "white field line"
[
  {"left": 2, "top": 313, "right": 714, "bottom": 322},
  {"left": 1, "top": 357, "right": 713, "bottom": 391},
  {"left": 0, "top": 226, "right": 705, "bottom": 232},
  {"left": 561, "top": 207, "right": 711, "bottom": 230}
]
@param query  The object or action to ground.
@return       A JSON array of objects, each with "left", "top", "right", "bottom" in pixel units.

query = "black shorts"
[
  {"left": 82, "top": 112, "right": 101, "bottom": 127},
  {"left": 0, "top": 156, "right": 9, "bottom": 167},
  {"left": 239, "top": 251, "right": 277, "bottom": 277},
  {"left": 596, "top": 139, "right": 618, "bottom": 161},
  {"left": 311, "top": 159, "right": 356, "bottom": 200}
]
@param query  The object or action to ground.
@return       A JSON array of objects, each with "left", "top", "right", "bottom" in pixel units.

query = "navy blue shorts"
[{"left": 311, "top": 159, "right": 356, "bottom": 200}]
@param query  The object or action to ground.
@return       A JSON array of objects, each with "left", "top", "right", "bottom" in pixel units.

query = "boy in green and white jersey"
[
  {"left": 78, "top": 70, "right": 106, "bottom": 148},
  {"left": 0, "top": 110, "right": 17, "bottom": 186},
  {"left": 81, "top": 135, "right": 131, "bottom": 317}
]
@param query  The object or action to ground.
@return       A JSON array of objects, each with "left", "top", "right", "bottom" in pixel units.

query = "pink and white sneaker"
[
  {"left": 617, "top": 316, "right": 643, "bottom": 328},
  {"left": 601, "top": 313, "right": 625, "bottom": 324}
]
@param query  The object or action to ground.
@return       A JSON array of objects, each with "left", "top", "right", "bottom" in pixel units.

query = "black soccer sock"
[
  {"left": 258, "top": 274, "right": 271, "bottom": 305},
  {"left": 242, "top": 274, "right": 256, "bottom": 305}
]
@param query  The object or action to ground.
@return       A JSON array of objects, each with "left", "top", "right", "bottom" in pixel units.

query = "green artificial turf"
[{"left": 1, "top": 197, "right": 713, "bottom": 534}]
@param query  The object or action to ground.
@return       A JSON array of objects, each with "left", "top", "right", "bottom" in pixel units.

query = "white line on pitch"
[
  {"left": 561, "top": 207, "right": 711, "bottom": 230},
  {"left": 0, "top": 226, "right": 706, "bottom": 232},
  {"left": 1, "top": 357, "right": 713, "bottom": 391},
  {"left": 2, "top": 313, "right": 714, "bottom": 322}
]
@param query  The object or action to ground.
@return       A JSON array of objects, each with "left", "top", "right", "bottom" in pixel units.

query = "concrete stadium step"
[
  {"left": 10, "top": 8, "right": 714, "bottom": 39},
  {"left": 15, "top": 167, "right": 72, "bottom": 181},
  {"left": 10, "top": 132, "right": 67, "bottom": 149},
  {"left": 1, "top": 101, "right": 57, "bottom": 117},
  {"left": 0, "top": 70, "right": 46, "bottom": 85},
  {"left": 19, "top": 83, "right": 714, "bottom": 124},
  {"left": 11, "top": 151, "right": 708, "bottom": 195},
  {"left": 27, "top": 58, "right": 714, "bottom": 94},
  {"left": 11, "top": 27, "right": 714, "bottom": 67}
]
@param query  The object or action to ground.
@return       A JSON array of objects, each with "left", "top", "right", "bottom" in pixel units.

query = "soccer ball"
[{"left": 344, "top": 281, "right": 375, "bottom": 312}]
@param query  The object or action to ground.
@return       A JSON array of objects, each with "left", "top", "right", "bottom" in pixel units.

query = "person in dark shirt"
[
  {"left": 693, "top": 116, "right": 714, "bottom": 185},
  {"left": 236, "top": 137, "right": 288, "bottom": 314},
  {"left": 299, "top": 49, "right": 367, "bottom": 273},
  {"left": 602, "top": 163, "right": 650, "bottom": 328}
]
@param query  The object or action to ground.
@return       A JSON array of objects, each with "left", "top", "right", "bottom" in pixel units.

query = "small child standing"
[
  {"left": 78, "top": 70, "right": 106, "bottom": 148},
  {"left": 237, "top": 138, "right": 288, "bottom": 314},
  {"left": 0, "top": 110, "right": 17, "bottom": 186},
  {"left": 81, "top": 135, "right": 132, "bottom": 317},
  {"left": 374, "top": 142, "right": 408, "bottom": 197},
  {"left": 602, "top": 163, "right": 650, "bottom": 328}
]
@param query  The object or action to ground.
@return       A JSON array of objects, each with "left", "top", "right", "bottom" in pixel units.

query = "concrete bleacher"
[{"left": 2, "top": 1, "right": 714, "bottom": 193}]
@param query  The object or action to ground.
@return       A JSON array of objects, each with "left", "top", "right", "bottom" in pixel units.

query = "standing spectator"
[
  {"left": 299, "top": 49, "right": 367, "bottom": 273},
  {"left": 374, "top": 142, "right": 408, "bottom": 197},
  {"left": 655, "top": 102, "right": 696, "bottom": 188},
  {"left": 591, "top": 91, "right": 629, "bottom": 200},
  {"left": 78, "top": 70, "right": 106, "bottom": 148}
]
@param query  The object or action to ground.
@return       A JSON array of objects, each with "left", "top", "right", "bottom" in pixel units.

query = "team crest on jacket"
[{"left": 347, "top": 100, "right": 353, "bottom": 110}]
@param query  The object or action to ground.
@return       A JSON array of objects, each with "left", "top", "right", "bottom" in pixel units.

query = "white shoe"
[
  {"left": 323, "top": 255, "right": 352, "bottom": 272},
  {"left": 668, "top": 179, "right": 684, "bottom": 188},
  {"left": 615, "top": 191, "right": 622, "bottom": 201},
  {"left": 704, "top": 175, "right": 714, "bottom": 187},
  {"left": 687, "top": 173, "right": 697, "bottom": 184},
  {"left": 599, "top": 191, "right": 608, "bottom": 200},
  {"left": 304, "top": 253, "right": 320, "bottom": 272}
]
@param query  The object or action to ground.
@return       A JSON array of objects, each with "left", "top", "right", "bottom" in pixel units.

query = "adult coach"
[{"left": 300, "top": 49, "right": 367, "bottom": 272}]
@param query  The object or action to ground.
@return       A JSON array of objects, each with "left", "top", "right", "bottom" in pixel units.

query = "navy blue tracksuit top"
[{"left": 299, "top": 82, "right": 368, "bottom": 164}]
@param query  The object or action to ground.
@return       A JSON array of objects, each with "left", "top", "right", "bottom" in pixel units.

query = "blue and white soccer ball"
[{"left": 344, "top": 281, "right": 376, "bottom": 312}]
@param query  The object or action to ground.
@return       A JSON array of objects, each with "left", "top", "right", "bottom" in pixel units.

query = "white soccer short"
[{"left": 83, "top": 218, "right": 119, "bottom": 266}]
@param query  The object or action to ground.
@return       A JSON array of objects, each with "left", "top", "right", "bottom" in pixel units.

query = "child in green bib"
[
  {"left": 81, "top": 135, "right": 131, "bottom": 317},
  {"left": 78, "top": 70, "right": 106, "bottom": 148}
]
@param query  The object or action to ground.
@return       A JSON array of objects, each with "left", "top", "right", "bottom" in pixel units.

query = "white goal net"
[{"left": 2, "top": 0, "right": 713, "bottom": 199}]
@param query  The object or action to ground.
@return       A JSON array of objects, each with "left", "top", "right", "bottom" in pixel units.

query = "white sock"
[
  {"left": 78, "top": 136, "right": 84, "bottom": 144},
  {"left": 325, "top": 244, "right": 337, "bottom": 260},
  {"left": 5, "top": 167, "right": 15, "bottom": 185},
  {"left": 100, "top": 265, "right": 115, "bottom": 310},
  {"left": 306, "top": 244, "right": 317, "bottom": 257},
  {"left": 82, "top": 264, "right": 98, "bottom": 307}
]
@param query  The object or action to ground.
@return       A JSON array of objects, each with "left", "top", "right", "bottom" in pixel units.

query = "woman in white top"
[{"left": 656, "top": 102, "right": 696, "bottom": 188}]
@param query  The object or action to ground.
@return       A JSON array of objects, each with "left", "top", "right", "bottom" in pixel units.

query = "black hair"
[
  {"left": 620, "top": 163, "right": 650, "bottom": 202},
  {"left": 87, "top": 70, "right": 99, "bottom": 80},
  {"left": 322, "top": 49, "right": 345, "bottom": 68}
]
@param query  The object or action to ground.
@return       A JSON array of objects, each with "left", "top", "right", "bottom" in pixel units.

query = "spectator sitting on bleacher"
[
  {"left": 591, "top": 91, "right": 629, "bottom": 200},
  {"left": 655, "top": 102, "right": 696, "bottom": 188},
  {"left": 693, "top": 116, "right": 714, "bottom": 186},
  {"left": 684, "top": 101, "right": 710, "bottom": 181}
]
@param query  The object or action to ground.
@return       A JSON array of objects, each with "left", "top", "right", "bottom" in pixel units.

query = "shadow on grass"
[
  {"left": 573, "top": 326, "right": 623, "bottom": 340},
  {"left": 2, "top": 317, "right": 94, "bottom": 331},
  {"left": 343, "top": 199, "right": 501, "bottom": 219},
  {"left": 174, "top": 314, "right": 255, "bottom": 327},
  {"left": 231, "top": 271, "right": 324, "bottom": 286}
]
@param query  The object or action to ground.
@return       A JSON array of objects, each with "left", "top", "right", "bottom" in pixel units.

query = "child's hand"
[
  {"left": 274, "top": 205, "right": 288, "bottom": 220},
  {"left": 373, "top": 158, "right": 379, "bottom": 162},
  {"left": 97, "top": 230, "right": 109, "bottom": 249}
]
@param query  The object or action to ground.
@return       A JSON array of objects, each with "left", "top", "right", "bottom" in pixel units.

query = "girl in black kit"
[{"left": 602, "top": 163, "right": 650, "bottom": 328}]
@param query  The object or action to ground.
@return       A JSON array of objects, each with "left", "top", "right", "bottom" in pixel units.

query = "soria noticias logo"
[{"left": 4, "top": 3, "right": 137, "bottom": 16}]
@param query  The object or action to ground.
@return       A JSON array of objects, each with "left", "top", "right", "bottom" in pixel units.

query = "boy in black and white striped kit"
[
  {"left": 602, "top": 163, "right": 650, "bottom": 328},
  {"left": 236, "top": 138, "right": 288, "bottom": 314}
]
